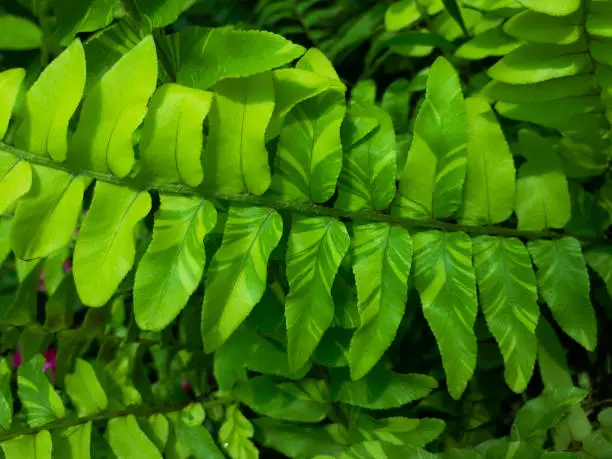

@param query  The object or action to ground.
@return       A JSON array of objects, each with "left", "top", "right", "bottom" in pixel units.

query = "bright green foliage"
[
  {"left": 203, "top": 72, "right": 274, "bottom": 195},
  {"left": 515, "top": 130, "right": 571, "bottom": 231},
  {"left": 285, "top": 215, "right": 349, "bottom": 370},
  {"left": 70, "top": 36, "right": 157, "bottom": 178},
  {"left": 1, "top": 431, "right": 52, "bottom": 459},
  {"left": 457, "top": 97, "right": 514, "bottom": 225},
  {"left": 139, "top": 83, "right": 213, "bottom": 187},
  {"left": 336, "top": 102, "right": 397, "bottom": 211},
  {"left": 176, "top": 26, "right": 305, "bottom": 90},
  {"left": 73, "top": 182, "right": 151, "bottom": 307},
  {"left": 395, "top": 57, "right": 467, "bottom": 219},
  {"left": 235, "top": 376, "right": 330, "bottom": 422},
  {"left": 0, "top": 14, "right": 42, "bottom": 50},
  {"left": 0, "top": 69, "right": 25, "bottom": 139},
  {"left": 0, "top": 4, "right": 610, "bottom": 458},
  {"left": 0, "top": 152, "right": 31, "bottom": 215},
  {"left": 17, "top": 355, "right": 65, "bottom": 428},
  {"left": 528, "top": 238, "right": 597, "bottom": 351},
  {"left": 201, "top": 206, "right": 283, "bottom": 352},
  {"left": 107, "top": 415, "right": 162, "bottom": 459},
  {"left": 330, "top": 366, "right": 437, "bottom": 409},
  {"left": 472, "top": 236, "right": 539, "bottom": 393},
  {"left": 11, "top": 167, "right": 84, "bottom": 259},
  {"left": 64, "top": 359, "right": 108, "bottom": 416},
  {"left": 349, "top": 222, "right": 412, "bottom": 380},
  {"left": 412, "top": 231, "right": 477, "bottom": 400},
  {"left": 134, "top": 195, "right": 216, "bottom": 330},
  {"left": 14, "top": 40, "right": 85, "bottom": 162},
  {"left": 219, "top": 404, "right": 258, "bottom": 459}
]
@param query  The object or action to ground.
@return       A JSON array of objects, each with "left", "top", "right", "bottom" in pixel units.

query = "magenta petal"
[
  {"left": 42, "top": 348, "right": 57, "bottom": 371},
  {"left": 12, "top": 352, "right": 22, "bottom": 368}
]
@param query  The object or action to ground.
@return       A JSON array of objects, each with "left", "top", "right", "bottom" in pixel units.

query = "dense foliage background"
[{"left": 0, "top": 0, "right": 611, "bottom": 457}]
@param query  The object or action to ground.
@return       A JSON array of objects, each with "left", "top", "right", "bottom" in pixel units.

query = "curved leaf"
[
  {"left": 457, "top": 97, "right": 515, "bottom": 225},
  {"left": 585, "top": 245, "right": 612, "bottom": 298},
  {"left": 349, "top": 222, "right": 412, "bottom": 380},
  {"left": 219, "top": 404, "right": 258, "bottom": 459},
  {"left": 235, "top": 376, "right": 330, "bottom": 423},
  {"left": 176, "top": 26, "right": 305, "bottom": 90},
  {"left": 0, "top": 68, "right": 25, "bottom": 138},
  {"left": 201, "top": 206, "right": 283, "bottom": 352},
  {"left": 65, "top": 359, "right": 108, "bottom": 417},
  {"left": 473, "top": 236, "right": 539, "bottom": 393},
  {"left": 140, "top": 83, "right": 213, "bottom": 187},
  {"left": 0, "top": 151, "right": 32, "bottom": 215},
  {"left": 0, "top": 15, "right": 42, "bottom": 50},
  {"left": 412, "top": 230, "right": 477, "bottom": 399},
  {"left": 74, "top": 182, "right": 152, "bottom": 307},
  {"left": 518, "top": 0, "right": 580, "bottom": 16},
  {"left": 336, "top": 102, "right": 397, "bottom": 212},
  {"left": 107, "top": 415, "right": 162, "bottom": 459},
  {"left": 203, "top": 72, "right": 274, "bottom": 195},
  {"left": 271, "top": 90, "right": 346, "bottom": 203},
  {"left": 70, "top": 36, "right": 157, "bottom": 178},
  {"left": 135, "top": 196, "right": 216, "bottom": 330},
  {"left": 331, "top": 366, "right": 438, "bottom": 410},
  {"left": 394, "top": 57, "right": 467, "bottom": 219},
  {"left": 14, "top": 39, "right": 85, "bottom": 161},
  {"left": 0, "top": 431, "right": 51, "bottom": 459},
  {"left": 515, "top": 130, "right": 571, "bottom": 231},
  {"left": 528, "top": 237, "right": 597, "bottom": 351},
  {"left": 11, "top": 167, "right": 84, "bottom": 259},
  {"left": 18, "top": 355, "right": 65, "bottom": 428},
  {"left": 285, "top": 215, "right": 349, "bottom": 370},
  {"left": 52, "top": 422, "right": 92, "bottom": 459},
  {"left": 0, "top": 358, "right": 12, "bottom": 430}
]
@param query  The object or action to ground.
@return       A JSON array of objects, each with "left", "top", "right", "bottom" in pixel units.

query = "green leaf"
[
  {"left": 203, "top": 72, "right": 274, "bottom": 195},
  {"left": 134, "top": 195, "right": 216, "bottom": 330},
  {"left": 565, "top": 182, "right": 609, "bottom": 237},
  {"left": 0, "top": 69, "right": 25, "bottom": 138},
  {"left": 74, "top": 182, "right": 152, "bottom": 307},
  {"left": 236, "top": 376, "right": 330, "bottom": 422},
  {"left": 201, "top": 206, "right": 283, "bottom": 352},
  {"left": 504, "top": 10, "right": 581, "bottom": 44},
  {"left": 2, "top": 260, "right": 42, "bottom": 325},
  {"left": 14, "top": 39, "right": 85, "bottom": 161},
  {"left": 457, "top": 97, "right": 515, "bottom": 225},
  {"left": 488, "top": 41, "right": 591, "bottom": 84},
  {"left": 65, "top": 359, "right": 108, "bottom": 416},
  {"left": 412, "top": 230, "right": 477, "bottom": 399},
  {"left": 351, "top": 415, "right": 445, "bottom": 448},
  {"left": 140, "top": 83, "right": 213, "bottom": 187},
  {"left": 0, "top": 358, "right": 12, "bottom": 430},
  {"left": 455, "top": 26, "right": 520, "bottom": 60},
  {"left": 70, "top": 36, "right": 157, "bottom": 178},
  {"left": 18, "top": 354, "right": 65, "bottom": 427},
  {"left": 52, "top": 422, "right": 92, "bottom": 459},
  {"left": 1, "top": 431, "right": 52, "bottom": 459},
  {"left": 585, "top": 245, "right": 612, "bottom": 299},
  {"left": 254, "top": 418, "right": 346, "bottom": 458},
  {"left": 336, "top": 102, "right": 397, "bottom": 212},
  {"left": 44, "top": 275, "right": 77, "bottom": 332},
  {"left": 107, "top": 414, "right": 162, "bottom": 459},
  {"left": 351, "top": 80, "right": 377, "bottom": 105},
  {"left": 0, "top": 14, "right": 42, "bottom": 50},
  {"left": 330, "top": 366, "right": 437, "bottom": 409},
  {"left": 285, "top": 215, "right": 349, "bottom": 370},
  {"left": 142, "top": 414, "right": 169, "bottom": 451},
  {"left": 349, "top": 222, "right": 412, "bottom": 380},
  {"left": 166, "top": 412, "right": 226, "bottom": 459},
  {"left": 272, "top": 89, "right": 346, "bottom": 203},
  {"left": 53, "top": 0, "right": 123, "bottom": 44},
  {"left": 472, "top": 236, "right": 539, "bottom": 393},
  {"left": 482, "top": 75, "right": 596, "bottom": 104},
  {"left": 394, "top": 57, "right": 467, "bottom": 219},
  {"left": 536, "top": 317, "right": 574, "bottom": 390},
  {"left": 511, "top": 387, "right": 587, "bottom": 446},
  {"left": 11, "top": 167, "right": 85, "bottom": 259},
  {"left": 518, "top": 0, "right": 580, "bottom": 16},
  {"left": 219, "top": 404, "right": 258, "bottom": 459},
  {"left": 176, "top": 26, "right": 305, "bottom": 90},
  {"left": 385, "top": 0, "right": 421, "bottom": 32},
  {"left": 528, "top": 237, "right": 597, "bottom": 351},
  {"left": 515, "top": 130, "right": 571, "bottom": 231},
  {"left": 132, "top": 0, "right": 193, "bottom": 28},
  {"left": 441, "top": 0, "right": 468, "bottom": 36},
  {"left": 0, "top": 151, "right": 32, "bottom": 215}
]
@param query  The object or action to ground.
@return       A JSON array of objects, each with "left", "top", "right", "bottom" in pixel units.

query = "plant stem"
[
  {"left": 0, "top": 395, "right": 230, "bottom": 443},
  {"left": 1, "top": 142, "right": 608, "bottom": 243}
]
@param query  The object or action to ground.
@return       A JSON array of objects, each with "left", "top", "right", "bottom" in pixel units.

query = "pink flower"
[
  {"left": 12, "top": 347, "right": 58, "bottom": 383},
  {"left": 181, "top": 377, "right": 192, "bottom": 393}
]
